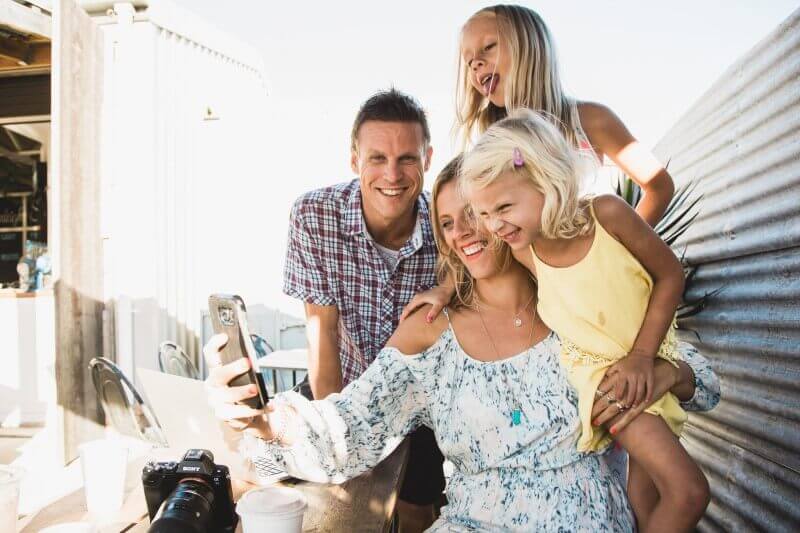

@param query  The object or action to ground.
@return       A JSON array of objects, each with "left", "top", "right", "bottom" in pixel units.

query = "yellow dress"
[{"left": 532, "top": 202, "right": 686, "bottom": 452}]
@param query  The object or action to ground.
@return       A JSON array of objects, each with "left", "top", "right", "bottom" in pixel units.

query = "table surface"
[
  {"left": 256, "top": 349, "right": 309, "bottom": 370},
  {"left": 18, "top": 439, "right": 409, "bottom": 533}
]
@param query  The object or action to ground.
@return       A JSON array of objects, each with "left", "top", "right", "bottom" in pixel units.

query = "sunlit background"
[{"left": 170, "top": 0, "right": 798, "bottom": 316}]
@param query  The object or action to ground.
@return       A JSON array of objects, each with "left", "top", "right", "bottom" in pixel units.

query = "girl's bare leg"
[
  {"left": 610, "top": 414, "right": 709, "bottom": 533},
  {"left": 628, "top": 457, "right": 659, "bottom": 531}
]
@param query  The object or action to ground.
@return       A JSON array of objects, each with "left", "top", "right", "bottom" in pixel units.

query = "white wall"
[
  {"left": 96, "top": 3, "right": 271, "bottom": 377},
  {"left": 0, "top": 293, "right": 55, "bottom": 426}
]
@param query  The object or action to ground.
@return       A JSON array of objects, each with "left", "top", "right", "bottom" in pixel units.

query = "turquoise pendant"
[{"left": 511, "top": 409, "right": 522, "bottom": 426}]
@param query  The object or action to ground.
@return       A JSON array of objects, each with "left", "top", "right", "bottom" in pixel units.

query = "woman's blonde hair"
[
  {"left": 455, "top": 5, "right": 585, "bottom": 149},
  {"left": 431, "top": 156, "right": 513, "bottom": 309},
  {"left": 459, "top": 108, "right": 593, "bottom": 240}
]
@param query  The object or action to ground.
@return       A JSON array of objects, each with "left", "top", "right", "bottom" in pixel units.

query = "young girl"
[
  {"left": 457, "top": 4, "right": 674, "bottom": 227},
  {"left": 459, "top": 108, "right": 709, "bottom": 532}
]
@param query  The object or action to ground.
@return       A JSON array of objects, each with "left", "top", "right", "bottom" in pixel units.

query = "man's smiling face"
[{"left": 352, "top": 120, "right": 431, "bottom": 225}]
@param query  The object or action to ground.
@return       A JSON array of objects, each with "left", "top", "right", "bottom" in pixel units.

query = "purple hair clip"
[{"left": 512, "top": 147, "right": 525, "bottom": 168}]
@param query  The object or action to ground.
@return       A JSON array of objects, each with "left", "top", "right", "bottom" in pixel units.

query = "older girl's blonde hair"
[
  {"left": 455, "top": 5, "right": 585, "bottom": 149},
  {"left": 431, "top": 156, "right": 513, "bottom": 309},
  {"left": 459, "top": 108, "right": 593, "bottom": 240}
]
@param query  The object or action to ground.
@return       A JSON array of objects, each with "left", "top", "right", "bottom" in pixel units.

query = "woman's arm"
[
  {"left": 675, "top": 341, "right": 721, "bottom": 412},
  {"left": 204, "top": 309, "right": 446, "bottom": 484},
  {"left": 591, "top": 345, "right": 721, "bottom": 433},
  {"left": 578, "top": 102, "right": 675, "bottom": 226},
  {"left": 591, "top": 359, "right": 683, "bottom": 432}
]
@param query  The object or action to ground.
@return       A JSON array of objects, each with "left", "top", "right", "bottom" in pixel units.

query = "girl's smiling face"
[
  {"left": 460, "top": 14, "right": 511, "bottom": 108},
  {"left": 467, "top": 171, "right": 546, "bottom": 250}
]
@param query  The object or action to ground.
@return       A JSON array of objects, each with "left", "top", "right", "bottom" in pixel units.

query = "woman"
[{"left": 204, "top": 159, "right": 719, "bottom": 531}]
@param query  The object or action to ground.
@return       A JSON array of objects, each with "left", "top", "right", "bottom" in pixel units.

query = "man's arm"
[
  {"left": 304, "top": 302, "right": 342, "bottom": 399},
  {"left": 282, "top": 197, "right": 342, "bottom": 399}
]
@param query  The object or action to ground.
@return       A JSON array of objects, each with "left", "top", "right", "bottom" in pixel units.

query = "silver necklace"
[
  {"left": 477, "top": 292, "right": 536, "bottom": 327},
  {"left": 476, "top": 304, "right": 536, "bottom": 426}
]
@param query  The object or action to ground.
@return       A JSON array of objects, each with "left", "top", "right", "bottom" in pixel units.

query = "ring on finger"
[
  {"left": 615, "top": 401, "right": 627, "bottom": 411},
  {"left": 595, "top": 389, "right": 606, "bottom": 398}
]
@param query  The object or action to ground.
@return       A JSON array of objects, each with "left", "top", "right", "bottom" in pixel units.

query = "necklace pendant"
[
  {"left": 514, "top": 318, "right": 522, "bottom": 327},
  {"left": 511, "top": 409, "right": 522, "bottom": 426}
]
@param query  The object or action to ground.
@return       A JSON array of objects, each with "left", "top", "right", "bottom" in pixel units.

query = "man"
[{"left": 282, "top": 89, "right": 444, "bottom": 531}]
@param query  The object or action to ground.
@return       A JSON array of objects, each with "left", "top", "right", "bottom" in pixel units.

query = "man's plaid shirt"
[{"left": 283, "top": 179, "right": 438, "bottom": 386}]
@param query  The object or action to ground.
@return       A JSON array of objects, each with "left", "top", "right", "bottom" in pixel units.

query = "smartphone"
[{"left": 208, "top": 294, "right": 269, "bottom": 409}]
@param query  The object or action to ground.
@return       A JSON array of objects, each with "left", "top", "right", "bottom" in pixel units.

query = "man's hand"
[{"left": 203, "top": 333, "right": 271, "bottom": 439}]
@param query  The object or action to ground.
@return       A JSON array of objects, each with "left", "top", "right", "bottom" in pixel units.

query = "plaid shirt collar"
[{"left": 343, "top": 180, "right": 432, "bottom": 257}]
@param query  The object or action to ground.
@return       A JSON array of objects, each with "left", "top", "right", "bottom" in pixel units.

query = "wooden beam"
[
  {"left": 0, "top": 115, "right": 49, "bottom": 124},
  {"left": 0, "top": 35, "right": 32, "bottom": 64},
  {"left": 0, "top": 0, "right": 52, "bottom": 39},
  {"left": 0, "top": 41, "right": 49, "bottom": 74},
  {"left": 0, "top": 145, "right": 36, "bottom": 165},
  {"left": 0, "top": 74, "right": 50, "bottom": 119},
  {"left": 53, "top": 0, "right": 106, "bottom": 464}
]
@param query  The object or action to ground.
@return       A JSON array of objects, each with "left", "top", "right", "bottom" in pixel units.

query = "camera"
[{"left": 143, "top": 449, "right": 237, "bottom": 532}]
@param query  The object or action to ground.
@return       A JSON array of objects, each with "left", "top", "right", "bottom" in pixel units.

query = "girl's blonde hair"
[
  {"left": 455, "top": 5, "right": 585, "bottom": 149},
  {"left": 431, "top": 156, "right": 513, "bottom": 309},
  {"left": 459, "top": 108, "right": 593, "bottom": 240}
]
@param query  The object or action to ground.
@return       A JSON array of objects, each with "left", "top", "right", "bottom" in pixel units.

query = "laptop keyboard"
[{"left": 254, "top": 455, "right": 287, "bottom": 478}]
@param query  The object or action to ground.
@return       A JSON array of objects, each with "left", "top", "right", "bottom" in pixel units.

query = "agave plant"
[{"left": 612, "top": 170, "right": 721, "bottom": 326}]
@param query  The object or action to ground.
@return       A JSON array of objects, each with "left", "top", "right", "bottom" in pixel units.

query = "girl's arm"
[
  {"left": 578, "top": 102, "right": 675, "bottom": 226},
  {"left": 400, "top": 244, "right": 538, "bottom": 323},
  {"left": 400, "top": 283, "right": 454, "bottom": 322},
  {"left": 594, "top": 195, "right": 685, "bottom": 407}
]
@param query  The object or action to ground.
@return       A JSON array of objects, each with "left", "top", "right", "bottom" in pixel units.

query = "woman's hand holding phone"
[{"left": 204, "top": 333, "right": 272, "bottom": 440}]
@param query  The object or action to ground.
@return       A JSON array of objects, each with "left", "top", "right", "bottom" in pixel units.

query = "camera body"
[{"left": 143, "top": 449, "right": 237, "bottom": 532}]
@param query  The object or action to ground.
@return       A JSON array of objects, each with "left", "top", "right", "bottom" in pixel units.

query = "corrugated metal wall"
[{"left": 654, "top": 9, "right": 800, "bottom": 532}]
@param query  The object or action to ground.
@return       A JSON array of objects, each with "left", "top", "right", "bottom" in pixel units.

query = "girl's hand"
[
  {"left": 592, "top": 359, "right": 683, "bottom": 434},
  {"left": 400, "top": 285, "right": 455, "bottom": 322},
  {"left": 606, "top": 353, "right": 655, "bottom": 408}
]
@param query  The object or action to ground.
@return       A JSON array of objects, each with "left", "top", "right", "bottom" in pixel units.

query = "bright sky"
[{"left": 171, "top": 0, "right": 798, "bottom": 316}]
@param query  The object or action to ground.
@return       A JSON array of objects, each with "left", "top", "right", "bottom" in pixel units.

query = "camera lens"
[{"left": 148, "top": 479, "right": 215, "bottom": 533}]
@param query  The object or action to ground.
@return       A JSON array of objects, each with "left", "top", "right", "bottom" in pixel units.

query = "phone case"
[{"left": 208, "top": 294, "right": 269, "bottom": 409}]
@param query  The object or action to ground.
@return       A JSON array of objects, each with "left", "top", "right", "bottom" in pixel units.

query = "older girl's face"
[
  {"left": 436, "top": 180, "right": 502, "bottom": 280},
  {"left": 461, "top": 14, "right": 511, "bottom": 108}
]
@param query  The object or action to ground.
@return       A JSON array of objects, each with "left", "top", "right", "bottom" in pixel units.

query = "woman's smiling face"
[{"left": 436, "top": 180, "right": 504, "bottom": 280}]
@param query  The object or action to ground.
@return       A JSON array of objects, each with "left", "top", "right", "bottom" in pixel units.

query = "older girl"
[{"left": 456, "top": 4, "right": 674, "bottom": 226}]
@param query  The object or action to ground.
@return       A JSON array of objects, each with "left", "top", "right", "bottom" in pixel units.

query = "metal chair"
[
  {"left": 250, "top": 334, "right": 280, "bottom": 393},
  {"left": 89, "top": 357, "right": 167, "bottom": 446},
  {"left": 158, "top": 341, "right": 199, "bottom": 379}
]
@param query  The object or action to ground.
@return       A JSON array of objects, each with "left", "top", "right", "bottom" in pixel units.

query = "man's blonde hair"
[
  {"left": 459, "top": 108, "right": 593, "bottom": 240},
  {"left": 455, "top": 5, "right": 585, "bottom": 150},
  {"left": 431, "top": 156, "right": 513, "bottom": 309}
]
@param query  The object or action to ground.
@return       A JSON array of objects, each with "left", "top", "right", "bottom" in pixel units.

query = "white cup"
[
  {"left": 0, "top": 465, "right": 23, "bottom": 533},
  {"left": 236, "top": 486, "right": 307, "bottom": 533},
  {"left": 78, "top": 440, "right": 128, "bottom": 519}
]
